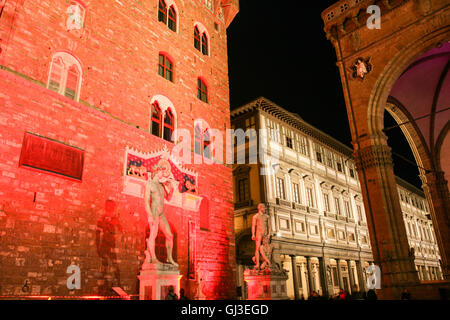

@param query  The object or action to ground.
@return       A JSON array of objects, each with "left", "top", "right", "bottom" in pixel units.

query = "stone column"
[
  {"left": 306, "top": 256, "right": 315, "bottom": 295},
  {"left": 347, "top": 260, "right": 356, "bottom": 293},
  {"left": 336, "top": 259, "right": 343, "bottom": 289},
  {"left": 290, "top": 255, "right": 300, "bottom": 300},
  {"left": 354, "top": 140, "right": 419, "bottom": 299},
  {"left": 423, "top": 266, "right": 429, "bottom": 281},
  {"left": 437, "top": 265, "right": 443, "bottom": 280},
  {"left": 422, "top": 171, "right": 450, "bottom": 280},
  {"left": 356, "top": 260, "right": 367, "bottom": 292},
  {"left": 318, "top": 257, "right": 329, "bottom": 298}
]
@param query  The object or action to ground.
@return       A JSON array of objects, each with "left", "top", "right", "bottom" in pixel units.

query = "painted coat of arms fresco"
[{"left": 123, "top": 146, "right": 202, "bottom": 212}]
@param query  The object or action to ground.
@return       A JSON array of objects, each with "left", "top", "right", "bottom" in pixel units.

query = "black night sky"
[{"left": 227, "top": 0, "right": 421, "bottom": 189}]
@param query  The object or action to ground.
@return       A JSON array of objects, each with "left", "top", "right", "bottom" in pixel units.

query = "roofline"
[
  {"left": 231, "top": 96, "right": 354, "bottom": 157},
  {"left": 395, "top": 176, "right": 425, "bottom": 197}
]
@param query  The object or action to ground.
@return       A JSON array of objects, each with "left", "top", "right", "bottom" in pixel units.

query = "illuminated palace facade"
[
  {"left": 0, "top": 0, "right": 239, "bottom": 299},
  {"left": 231, "top": 97, "right": 442, "bottom": 300},
  {"left": 396, "top": 177, "right": 443, "bottom": 282}
]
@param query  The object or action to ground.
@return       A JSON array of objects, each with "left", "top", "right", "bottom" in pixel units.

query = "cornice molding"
[{"left": 231, "top": 97, "right": 354, "bottom": 157}]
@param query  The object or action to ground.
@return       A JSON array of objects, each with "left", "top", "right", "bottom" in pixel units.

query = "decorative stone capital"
[{"left": 353, "top": 144, "right": 394, "bottom": 172}]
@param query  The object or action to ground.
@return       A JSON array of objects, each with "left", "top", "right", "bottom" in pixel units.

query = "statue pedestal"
[
  {"left": 138, "top": 263, "right": 181, "bottom": 300},
  {"left": 244, "top": 268, "right": 288, "bottom": 300}
]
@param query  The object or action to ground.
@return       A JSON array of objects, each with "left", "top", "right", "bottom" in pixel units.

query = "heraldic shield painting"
[{"left": 122, "top": 146, "right": 203, "bottom": 212}]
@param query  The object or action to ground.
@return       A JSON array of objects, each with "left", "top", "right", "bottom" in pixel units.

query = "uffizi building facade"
[{"left": 231, "top": 97, "right": 443, "bottom": 300}]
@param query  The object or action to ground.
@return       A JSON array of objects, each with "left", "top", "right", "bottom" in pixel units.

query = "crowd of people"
[
  {"left": 165, "top": 286, "right": 189, "bottom": 300},
  {"left": 165, "top": 286, "right": 412, "bottom": 300},
  {"left": 300, "top": 288, "right": 412, "bottom": 300}
]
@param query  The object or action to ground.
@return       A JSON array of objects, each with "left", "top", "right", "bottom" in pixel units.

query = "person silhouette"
[{"left": 96, "top": 200, "right": 123, "bottom": 287}]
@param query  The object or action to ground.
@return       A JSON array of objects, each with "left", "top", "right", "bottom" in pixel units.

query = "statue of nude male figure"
[
  {"left": 144, "top": 162, "right": 178, "bottom": 266},
  {"left": 252, "top": 203, "right": 271, "bottom": 270}
]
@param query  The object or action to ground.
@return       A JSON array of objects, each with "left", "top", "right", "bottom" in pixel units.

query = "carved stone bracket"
[{"left": 354, "top": 144, "right": 393, "bottom": 171}]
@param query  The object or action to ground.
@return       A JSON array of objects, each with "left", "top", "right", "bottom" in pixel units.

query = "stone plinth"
[
  {"left": 244, "top": 268, "right": 288, "bottom": 300},
  {"left": 138, "top": 263, "right": 181, "bottom": 300}
]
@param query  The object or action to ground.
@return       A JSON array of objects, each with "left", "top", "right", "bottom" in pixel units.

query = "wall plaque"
[{"left": 19, "top": 132, "right": 84, "bottom": 181}]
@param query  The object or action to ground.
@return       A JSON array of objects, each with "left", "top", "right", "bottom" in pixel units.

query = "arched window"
[
  {"left": 158, "top": 0, "right": 178, "bottom": 32},
  {"left": 168, "top": 6, "right": 177, "bottom": 31},
  {"left": 194, "top": 27, "right": 201, "bottom": 51},
  {"left": 48, "top": 57, "right": 64, "bottom": 93},
  {"left": 150, "top": 95, "right": 177, "bottom": 143},
  {"left": 197, "top": 78, "right": 208, "bottom": 103},
  {"left": 193, "top": 23, "right": 209, "bottom": 56},
  {"left": 158, "top": 0, "right": 167, "bottom": 23},
  {"left": 158, "top": 53, "right": 173, "bottom": 82},
  {"left": 203, "top": 128, "right": 211, "bottom": 159},
  {"left": 65, "top": 65, "right": 80, "bottom": 100},
  {"left": 163, "top": 108, "right": 174, "bottom": 142},
  {"left": 194, "top": 119, "right": 213, "bottom": 159},
  {"left": 194, "top": 124, "right": 202, "bottom": 155},
  {"left": 201, "top": 33, "right": 208, "bottom": 55},
  {"left": 47, "top": 52, "right": 82, "bottom": 101},
  {"left": 151, "top": 102, "right": 162, "bottom": 137}
]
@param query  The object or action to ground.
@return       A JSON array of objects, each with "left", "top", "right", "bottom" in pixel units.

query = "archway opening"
[
  {"left": 378, "top": 42, "right": 450, "bottom": 282},
  {"left": 383, "top": 111, "right": 421, "bottom": 189}
]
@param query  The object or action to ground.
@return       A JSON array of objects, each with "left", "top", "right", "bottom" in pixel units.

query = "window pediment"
[{"left": 320, "top": 181, "right": 331, "bottom": 190}]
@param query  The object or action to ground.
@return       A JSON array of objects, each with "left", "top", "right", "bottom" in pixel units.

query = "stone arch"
[
  {"left": 367, "top": 27, "right": 450, "bottom": 136},
  {"left": 385, "top": 98, "right": 433, "bottom": 173},
  {"left": 365, "top": 27, "right": 450, "bottom": 284}
]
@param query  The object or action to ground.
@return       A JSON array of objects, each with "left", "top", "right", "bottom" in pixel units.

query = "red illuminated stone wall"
[{"left": 0, "top": 0, "right": 238, "bottom": 299}]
